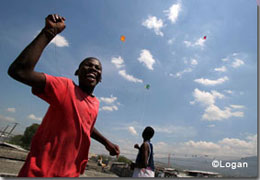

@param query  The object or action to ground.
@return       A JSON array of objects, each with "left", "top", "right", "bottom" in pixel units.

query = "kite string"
[
  {"left": 119, "top": 34, "right": 147, "bottom": 124},
  {"left": 139, "top": 89, "right": 147, "bottom": 123}
]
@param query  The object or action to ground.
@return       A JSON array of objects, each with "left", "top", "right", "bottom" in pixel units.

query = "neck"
[{"left": 79, "top": 84, "right": 95, "bottom": 96}]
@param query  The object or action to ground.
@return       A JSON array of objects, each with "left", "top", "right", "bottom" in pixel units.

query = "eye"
[
  {"left": 95, "top": 65, "right": 101, "bottom": 70},
  {"left": 82, "top": 63, "right": 90, "bottom": 68}
]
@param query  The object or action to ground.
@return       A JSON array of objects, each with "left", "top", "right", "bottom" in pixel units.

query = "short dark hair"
[
  {"left": 142, "top": 126, "right": 154, "bottom": 140},
  {"left": 78, "top": 57, "right": 101, "bottom": 69}
]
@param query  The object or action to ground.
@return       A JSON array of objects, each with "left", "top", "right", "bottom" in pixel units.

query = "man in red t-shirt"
[{"left": 8, "top": 14, "right": 120, "bottom": 177}]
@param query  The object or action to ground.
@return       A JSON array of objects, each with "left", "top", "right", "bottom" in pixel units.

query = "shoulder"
[
  {"left": 45, "top": 73, "right": 73, "bottom": 85},
  {"left": 94, "top": 96, "right": 99, "bottom": 104},
  {"left": 45, "top": 73, "right": 70, "bottom": 81},
  {"left": 141, "top": 142, "right": 149, "bottom": 150},
  {"left": 91, "top": 96, "right": 100, "bottom": 108}
]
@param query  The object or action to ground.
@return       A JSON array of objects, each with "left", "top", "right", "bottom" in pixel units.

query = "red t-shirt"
[{"left": 18, "top": 74, "right": 99, "bottom": 177}]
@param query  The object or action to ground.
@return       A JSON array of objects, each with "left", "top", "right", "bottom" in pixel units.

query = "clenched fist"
[{"left": 43, "top": 14, "right": 66, "bottom": 38}]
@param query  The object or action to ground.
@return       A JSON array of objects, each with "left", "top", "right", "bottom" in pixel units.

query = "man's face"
[{"left": 77, "top": 58, "right": 102, "bottom": 88}]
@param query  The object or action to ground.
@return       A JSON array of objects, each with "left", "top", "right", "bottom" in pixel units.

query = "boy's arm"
[
  {"left": 141, "top": 142, "right": 149, "bottom": 167},
  {"left": 91, "top": 127, "right": 120, "bottom": 157},
  {"left": 8, "top": 14, "right": 66, "bottom": 92},
  {"left": 134, "top": 144, "right": 140, "bottom": 149},
  {"left": 134, "top": 142, "right": 149, "bottom": 169}
]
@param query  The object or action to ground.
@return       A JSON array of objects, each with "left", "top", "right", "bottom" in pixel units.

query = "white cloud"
[
  {"left": 50, "top": 34, "right": 69, "bottom": 47},
  {"left": 28, "top": 114, "right": 42, "bottom": 121},
  {"left": 138, "top": 49, "right": 156, "bottom": 70},
  {"left": 152, "top": 134, "right": 257, "bottom": 158},
  {"left": 214, "top": 66, "right": 227, "bottom": 72},
  {"left": 174, "top": 68, "right": 192, "bottom": 78},
  {"left": 194, "top": 38, "right": 206, "bottom": 48},
  {"left": 185, "top": 140, "right": 221, "bottom": 151},
  {"left": 173, "top": 57, "right": 197, "bottom": 78},
  {"left": 232, "top": 58, "right": 244, "bottom": 68},
  {"left": 99, "top": 95, "right": 120, "bottom": 112},
  {"left": 0, "top": 115, "right": 15, "bottom": 122},
  {"left": 211, "top": 90, "right": 225, "bottom": 99},
  {"left": 142, "top": 16, "right": 164, "bottom": 36},
  {"left": 221, "top": 53, "right": 239, "bottom": 62},
  {"left": 222, "top": 57, "right": 229, "bottom": 62},
  {"left": 246, "top": 134, "right": 257, "bottom": 142},
  {"left": 192, "top": 88, "right": 224, "bottom": 106},
  {"left": 6, "top": 108, "right": 16, "bottom": 113},
  {"left": 100, "top": 95, "right": 117, "bottom": 104},
  {"left": 192, "top": 89, "right": 244, "bottom": 121},
  {"left": 202, "top": 105, "right": 244, "bottom": 121},
  {"left": 182, "top": 134, "right": 256, "bottom": 158},
  {"left": 153, "top": 142, "right": 172, "bottom": 157},
  {"left": 128, "top": 126, "right": 138, "bottom": 136},
  {"left": 154, "top": 125, "right": 196, "bottom": 137},
  {"left": 167, "top": 38, "right": 175, "bottom": 45},
  {"left": 230, "top": 105, "right": 245, "bottom": 109},
  {"left": 164, "top": 2, "right": 182, "bottom": 24},
  {"left": 111, "top": 56, "right": 143, "bottom": 83},
  {"left": 183, "top": 40, "right": 192, "bottom": 47},
  {"left": 189, "top": 101, "right": 195, "bottom": 105},
  {"left": 219, "top": 138, "right": 249, "bottom": 148},
  {"left": 224, "top": 90, "right": 233, "bottom": 94},
  {"left": 118, "top": 70, "right": 143, "bottom": 83},
  {"left": 218, "top": 135, "right": 257, "bottom": 156},
  {"left": 194, "top": 76, "right": 229, "bottom": 86},
  {"left": 184, "top": 37, "right": 206, "bottom": 49},
  {"left": 101, "top": 105, "right": 118, "bottom": 112},
  {"left": 111, "top": 56, "right": 124, "bottom": 69},
  {"left": 190, "top": 59, "right": 198, "bottom": 66}
]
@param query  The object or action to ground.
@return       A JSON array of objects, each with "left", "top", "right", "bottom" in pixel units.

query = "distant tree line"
[
  {"left": 96, "top": 154, "right": 133, "bottom": 165},
  {"left": 7, "top": 123, "right": 40, "bottom": 150}
]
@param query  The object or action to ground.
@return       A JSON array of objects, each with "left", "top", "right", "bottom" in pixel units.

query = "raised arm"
[
  {"left": 8, "top": 14, "right": 66, "bottom": 92},
  {"left": 91, "top": 127, "right": 120, "bottom": 157}
]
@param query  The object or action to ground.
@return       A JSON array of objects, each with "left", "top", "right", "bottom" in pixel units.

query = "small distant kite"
[
  {"left": 203, "top": 36, "right": 207, "bottom": 40},
  {"left": 145, "top": 84, "right": 150, "bottom": 90},
  {"left": 120, "top": 35, "right": 126, "bottom": 42}
]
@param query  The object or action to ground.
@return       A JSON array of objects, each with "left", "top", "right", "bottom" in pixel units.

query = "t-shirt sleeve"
[{"left": 32, "top": 73, "right": 68, "bottom": 105}]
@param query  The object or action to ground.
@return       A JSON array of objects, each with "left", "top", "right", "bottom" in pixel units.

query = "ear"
[{"left": 74, "top": 69, "right": 79, "bottom": 76}]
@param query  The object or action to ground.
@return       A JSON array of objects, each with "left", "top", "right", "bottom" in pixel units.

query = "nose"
[{"left": 90, "top": 65, "right": 99, "bottom": 72}]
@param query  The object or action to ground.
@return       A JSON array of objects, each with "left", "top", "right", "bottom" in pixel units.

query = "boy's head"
[
  {"left": 75, "top": 57, "right": 102, "bottom": 88},
  {"left": 142, "top": 126, "right": 154, "bottom": 141}
]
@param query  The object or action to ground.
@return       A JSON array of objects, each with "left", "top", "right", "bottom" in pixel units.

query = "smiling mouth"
[{"left": 86, "top": 73, "right": 97, "bottom": 81}]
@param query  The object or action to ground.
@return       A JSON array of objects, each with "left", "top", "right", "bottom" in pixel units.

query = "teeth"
[
  {"left": 87, "top": 73, "right": 95, "bottom": 77},
  {"left": 86, "top": 73, "right": 96, "bottom": 79}
]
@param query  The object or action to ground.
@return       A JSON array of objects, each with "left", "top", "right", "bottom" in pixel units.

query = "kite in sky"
[
  {"left": 145, "top": 84, "right": 150, "bottom": 90},
  {"left": 120, "top": 35, "right": 126, "bottom": 42},
  {"left": 203, "top": 36, "right": 207, "bottom": 40}
]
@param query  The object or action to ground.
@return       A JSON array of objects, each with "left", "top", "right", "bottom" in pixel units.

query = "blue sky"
[{"left": 0, "top": 0, "right": 258, "bottom": 160}]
